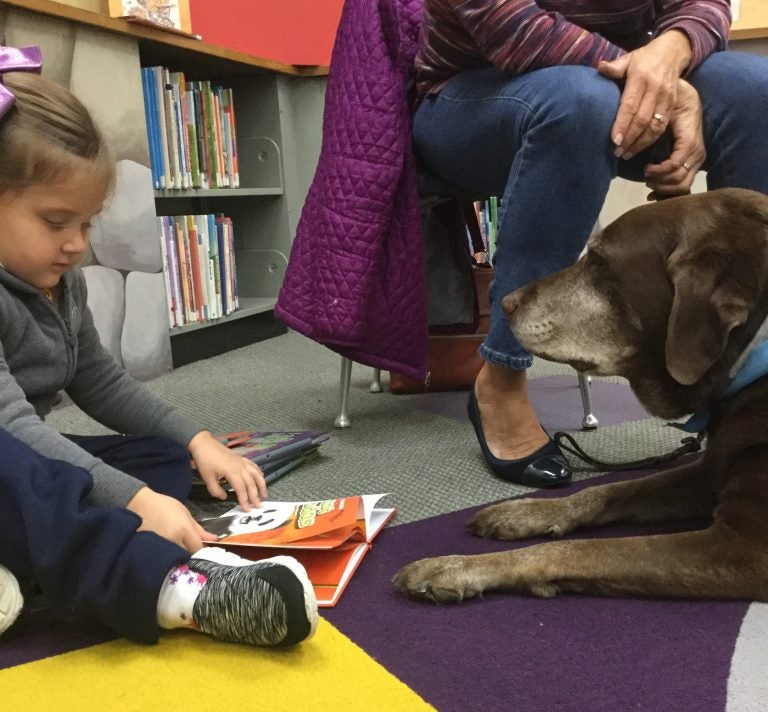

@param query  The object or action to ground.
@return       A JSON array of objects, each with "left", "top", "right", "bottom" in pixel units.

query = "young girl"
[{"left": 0, "top": 46, "right": 317, "bottom": 646}]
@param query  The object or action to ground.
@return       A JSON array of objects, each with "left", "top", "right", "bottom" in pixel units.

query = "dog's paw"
[
  {"left": 467, "top": 499, "right": 569, "bottom": 540},
  {"left": 392, "top": 556, "right": 484, "bottom": 604}
]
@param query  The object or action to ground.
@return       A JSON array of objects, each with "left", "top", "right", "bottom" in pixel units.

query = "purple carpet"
[
  {"left": 323, "top": 470, "right": 748, "bottom": 712},
  {"left": 0, "top": 609, "right": 116, "bottom": 669}
]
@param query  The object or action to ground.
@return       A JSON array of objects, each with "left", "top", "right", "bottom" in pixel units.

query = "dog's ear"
[{"left": 666, "top": 263, "right": 752, "bottom": 385}]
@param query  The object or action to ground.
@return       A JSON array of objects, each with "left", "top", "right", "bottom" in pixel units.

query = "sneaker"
[
  {"left": 188, "top": 547, "right": 318, "bottom": 646},
  {"left": 0, "top": 564, "right": 24, "bottom": 638}
]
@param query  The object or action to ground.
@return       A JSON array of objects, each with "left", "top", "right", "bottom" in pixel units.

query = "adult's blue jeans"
[{"left": 412, "top": 51, "right": 768, "bottom": 369}]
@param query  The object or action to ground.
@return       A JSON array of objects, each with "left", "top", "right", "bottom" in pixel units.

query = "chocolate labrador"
[{"left": 394, "top": 188, "right": 768, "bottom": 603}]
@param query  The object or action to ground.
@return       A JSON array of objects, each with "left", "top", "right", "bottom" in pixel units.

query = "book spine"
[
  {"left": 173, "top": 216, "right": 196, "bottom": 322},
  {"left": 225, "top": 88, "right": 239, "bottom": 188},
  {"left": 212, "top": 89, "right": 227, "bottom": 187},
  {"left": 157, "top": 217, "right": 174, "bottom": 326},
  {"left": 489, "top": 196, "right": 499, "bottom": 256},
  {"left": 193, "top": 214, "right": 211, "bottom": 321},
  {"left": 201, "top": 81, "right": 220, "bottom": 189},
  {"left": 140, "top": 68, "right": 160, "bottom": 190},
  {"left": 152, "top": 67, "right": 172, "bottom": 189},
  {"left": 207, "top": 213, "right": 221, "bottom": 318},
  {"left": 185, "top": 215, "right": 205, "bottom": 322},
  {"left": 217, "top": 87, "right": 230, "bottom": 188},
  {"left": 228, "top": 217, "right": 239, "bottom": 309},
  {"left": 164, "top": 216, "right": 184, "bottom": 326},
  {"left": 190, "top": 82, "right": 209, "bottom": 190},
  {"left": 184, "top": 82, "right": 201, "bottom": 189},
  {"left": 162, "top": 68, "right": 181, "bottom": 189},
  {"left": 215, "top": 217, "right": 229, "bottom": 316},
  {"left": 170, "top": 71, "right": 192, "bottom": 190},
  {"left": 150, "top": 67, "right": 170, "bottom": 190}
]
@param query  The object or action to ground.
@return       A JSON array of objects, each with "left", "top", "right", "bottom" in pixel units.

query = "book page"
[
  {"left": 199, "top": 497, "right": 363, "bottom": 548},
  {"left": 198, "top": 494, "right": 395, "bottom": 549}
]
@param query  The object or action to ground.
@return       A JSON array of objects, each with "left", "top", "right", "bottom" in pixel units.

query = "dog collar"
[{"left": 674, "top": 318, "right": 768, "bottom": 433}]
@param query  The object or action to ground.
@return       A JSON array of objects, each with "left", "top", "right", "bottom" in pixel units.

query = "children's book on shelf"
[
  {"left": 190, "top": 429, "right": 330, "bottom": 498},
  {"left": 141, "top": 67, "right": 238, "bottom": 190},
  {"left": 197, "top": 494, "right": 396, "bottom": 607},
  {"left": 157, "top": 211, "right": 238, "bottom": 328}
]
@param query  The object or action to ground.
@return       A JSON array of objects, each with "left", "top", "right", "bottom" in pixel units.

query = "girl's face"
[{"left": 0, "top": 162, "right": 109, "bottom": 290}]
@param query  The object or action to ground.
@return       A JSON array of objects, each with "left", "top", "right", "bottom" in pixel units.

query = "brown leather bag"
[{"left": 389, "top": 198, "right": 493, "bottom": 394}]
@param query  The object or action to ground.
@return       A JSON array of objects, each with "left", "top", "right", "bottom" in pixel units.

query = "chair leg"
[
  {"left": 578, "top": 372, "right": 598, "bottom": 430},
  {"left": 369, "top": 368, "right": 382, "bottom": 393},
  {"left": 335, "top": 357, "right": 352, "bottom": 428}
]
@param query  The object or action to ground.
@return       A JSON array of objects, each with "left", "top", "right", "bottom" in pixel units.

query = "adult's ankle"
[{"left": 477, "top": 362, "right": 528, "bottom": 398}]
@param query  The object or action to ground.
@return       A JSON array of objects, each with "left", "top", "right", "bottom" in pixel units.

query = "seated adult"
[{"left": 412, "top": 0, "right": 768, "bottom": 486}]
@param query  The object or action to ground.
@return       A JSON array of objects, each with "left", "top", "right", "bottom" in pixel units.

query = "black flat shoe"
[{"left": 467, "top": 385, "right": 572, "bottom": 488}]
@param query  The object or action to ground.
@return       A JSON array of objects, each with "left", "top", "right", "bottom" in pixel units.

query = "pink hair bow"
[{"left": 0, "top": 45, "right": 43, "bottom": 119}]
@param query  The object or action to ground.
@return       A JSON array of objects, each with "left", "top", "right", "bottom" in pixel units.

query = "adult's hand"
[
  {"left": 644, "top": 79, "right": 705, "bottom": 200},
  {"left": 127, "top": 486, "right": 218, "bottom": 553},
  {"left": 598, "top": 30, "right": 692, "bottom": 160}
]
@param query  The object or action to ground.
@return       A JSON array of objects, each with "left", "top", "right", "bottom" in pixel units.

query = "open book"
[{"left": 197, "top": 494, "right": 395, "bottom": 606}]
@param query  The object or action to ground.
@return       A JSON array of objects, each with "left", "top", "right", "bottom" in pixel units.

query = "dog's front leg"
[
  {"left": 394, "top": 524, "right": 766, "bottom": 602},
  {"left": 468, "top": 459, "right": 714, "bottom": 541}
]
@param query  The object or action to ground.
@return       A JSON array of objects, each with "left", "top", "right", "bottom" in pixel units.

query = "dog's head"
[{"left": 504, "top": 188, "right": 768, "bottom": 419}]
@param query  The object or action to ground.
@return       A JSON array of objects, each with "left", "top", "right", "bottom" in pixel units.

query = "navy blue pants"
[{"left": 0, "top": 430, "right": 193, "bottom": 643}]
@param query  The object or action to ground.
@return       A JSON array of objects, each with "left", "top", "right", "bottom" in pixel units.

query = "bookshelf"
[
  {"left": 0, "top": 0, "right": 327, "bottom": 374},
  {"left": 130, "top": 22, "right": 327, "bottom": 355}
]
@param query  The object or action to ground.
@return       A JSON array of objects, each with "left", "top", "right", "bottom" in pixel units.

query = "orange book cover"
[{"left": 197, "top": 494, "right": 395, "bottom": 606}]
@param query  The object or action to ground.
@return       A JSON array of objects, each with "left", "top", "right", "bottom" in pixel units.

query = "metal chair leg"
[
  {"left": 335, "top": 357, "right": 352, "bottom": 428},
  {"left": 369, "top": 368, "right": 382, "bottom": 393},
  {"left": 578, "top": 372, "right": 598, "bottom": 430}
]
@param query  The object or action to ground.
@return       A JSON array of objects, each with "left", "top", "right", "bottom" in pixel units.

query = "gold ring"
[
  {"left": 682, "top": 161, "right": 691, "bottom": 171},
  {"left": 652, "top": 112, "right": 665, "bottom": 122}
]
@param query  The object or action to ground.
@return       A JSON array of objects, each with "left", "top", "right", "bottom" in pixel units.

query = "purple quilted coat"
[{"left": 274, "top": 0, "right": 428, "bottom": 380}]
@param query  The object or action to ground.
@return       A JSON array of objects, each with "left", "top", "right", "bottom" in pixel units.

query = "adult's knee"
[{"left": 533, "top": 66, "right": 620, "bottom": 141}]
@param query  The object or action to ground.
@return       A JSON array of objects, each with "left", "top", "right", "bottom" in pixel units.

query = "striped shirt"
[{"left": 415, "top": 0, "right": 731, "bottom": 95}]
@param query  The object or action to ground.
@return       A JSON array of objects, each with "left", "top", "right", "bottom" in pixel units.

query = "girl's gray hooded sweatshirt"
[{"left": 0, "top": 267, "right": 203, "bottom": 508}]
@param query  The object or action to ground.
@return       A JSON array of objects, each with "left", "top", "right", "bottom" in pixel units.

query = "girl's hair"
[{"left": 0, "top": 71, "right": 114, "bottom": 192}]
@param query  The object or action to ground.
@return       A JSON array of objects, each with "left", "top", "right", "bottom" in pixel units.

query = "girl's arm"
[{"left": 0, "top": 352, "right": 147, "bottom": 509}]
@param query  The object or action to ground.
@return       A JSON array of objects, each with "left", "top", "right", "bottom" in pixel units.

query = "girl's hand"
[
  {"left": 127, "top": 486, "right": 218, "bottom": 553},
  {"left": 643, "top": 79, "right": 705, "bottom": 200},
  {"left": 598, "top": 30, "right": 692, "bottom": 160},
  {"left": 188, "top": 430, "right": 267, "bottom": 511}
]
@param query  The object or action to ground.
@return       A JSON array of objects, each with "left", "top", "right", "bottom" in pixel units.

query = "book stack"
[
  {"left": 141, "top": 66, "right": 239, "bottom": 190},
  {"left": 190, "top": 429, "right": 331, "bottom": 498},
  {"left": 158, "top": 213, "right": 238, "bottom": 328},
  {"left": 473, "top": 196, "right": 500, "bottom": 262}
]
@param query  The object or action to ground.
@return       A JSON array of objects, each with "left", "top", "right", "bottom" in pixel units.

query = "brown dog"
[{"left": 394, "top": 187, "right": 768, "bottom": 603}]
